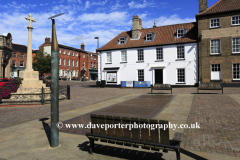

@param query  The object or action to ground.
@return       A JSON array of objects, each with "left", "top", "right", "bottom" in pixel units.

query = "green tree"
[{"left": 32, "top": 50, "right": 51, "bottom": 77}]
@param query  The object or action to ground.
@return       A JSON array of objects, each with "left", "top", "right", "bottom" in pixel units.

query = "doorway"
[{"left": 155, "top": 69, "right": 163, "bottom": 84}]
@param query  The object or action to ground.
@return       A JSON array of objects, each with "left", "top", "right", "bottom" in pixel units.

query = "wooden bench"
[
  {"left": 151, "top": 84, "right": 172, "bottom": 94},
  {"left": 197, "top": 83, "right": 223, "bottom": 94},
  {"left": 86, "top": 114, "right": 183, "bottom": 160}
]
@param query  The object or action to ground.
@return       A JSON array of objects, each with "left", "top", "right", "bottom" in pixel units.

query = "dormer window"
[
  {"left": 146, "top": 33, "right": 152, "bottom": 41},
  {"left": 119, "top": 37, "right": 127, "bottom": 44},
  {"left": 177, "top": 29, "right": 186, "bottom": 38}
]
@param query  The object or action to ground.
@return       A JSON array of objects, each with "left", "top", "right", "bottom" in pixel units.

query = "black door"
[{"left": 155, "top": 69, "right": 163, "bottom": 84}]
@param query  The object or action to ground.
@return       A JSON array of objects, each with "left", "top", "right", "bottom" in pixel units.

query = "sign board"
[
  {"left": 126, "top": 81, "right": 133, "bottom": 87},
  {"left": 107, "top": 73, "right": 117, "bottom": 82}
]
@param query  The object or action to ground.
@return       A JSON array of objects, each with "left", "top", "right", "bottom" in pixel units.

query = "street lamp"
[{"left": 48, "top": 12, "right": 65, "bottom": 148}]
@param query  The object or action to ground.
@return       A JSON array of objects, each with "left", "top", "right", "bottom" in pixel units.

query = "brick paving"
[
  {"left": 60, "top": 95, "right": 175, "bottom": 135},
  {"left": 181, "top": 95, "right": 240, "bottom": 157},
  {"left": 0, "top": 81, "right": 149, "bottom": 129}
]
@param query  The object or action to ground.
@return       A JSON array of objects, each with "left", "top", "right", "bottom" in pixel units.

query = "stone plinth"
[{"left": 19, "top": 70, "right": 46, "bottom": 88}]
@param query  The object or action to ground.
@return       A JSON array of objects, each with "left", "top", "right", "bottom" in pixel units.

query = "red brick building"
[{"left": 39, "top": 38, "right": 98, "bottom": 80}]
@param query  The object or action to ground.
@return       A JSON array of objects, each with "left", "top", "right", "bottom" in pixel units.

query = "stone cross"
[{"left": 25, "top": 13, "right": 36, "bottom": 28}]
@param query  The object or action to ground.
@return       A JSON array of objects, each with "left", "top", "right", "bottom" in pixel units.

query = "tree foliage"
[{"left": 32, "top": 50, "right": 51, "bottom": 77}]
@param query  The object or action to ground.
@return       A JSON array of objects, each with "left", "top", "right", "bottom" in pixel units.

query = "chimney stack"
[
  {"left": 132, "top": 15, "right": 143, "bottom": 39},
  {"left": 199, "top": 0, "right": 208, "bottom": 13},
  {"left": 81, "top": 43, "right": 85, "bottom": 50},
  {"left": 45, "top": 37, "right": 51, "bottom": 43}
]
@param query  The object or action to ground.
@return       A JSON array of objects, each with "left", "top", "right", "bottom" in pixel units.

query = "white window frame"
[
  {"left": 63, "top": 59, "right": 65, "bottom": 66},
  {"left": 177, "top": 46, "right": 185, "bottom": 59},
  {"left": 83, "top": 54, "right": 85, "bottom": 58},
  {"left": 67, "top": 59, "right": 70, "bottom": 66},
  {"left": 146, "top": 33, "right": 152, "bottom": 41},
  {"left": 210, "top": 39, "right": 221, "bottom": 55},
  {"left": 119, "top": 37, "right": 126, "bottom": 44},
  {"left": 233, "top": 63, "right": 240, "bottom": 80},
  {"left": 211, "top": 64, "right": 221, "bottom": 80},
  {"left": 156, "top": 47, "right": 163, "bottom": 60},
  {"left": 72, "top": 52, "right": 74, "bottom": 56},
  {"left": 67, "top": 52, "right": 70, "bottom": 55},
  {"left": 106, "top": 52, "right": 112, "bottom": 63},
  {"left": 59, "top": 58, "right": 61, "bottom": 65},
  {"left": 94, "top": 62, "right": 96, "bottom": 68},
  {"left": 232, "top": 37, "right": 240, "bottom": 54},
  {"left": 20, "top": 61, "right": 24, "bottom": 67},
  {"left": 21, "top": 54, "right": 24, "bottom": 59},
  {"left": 83, "top": 62, "right": 85, "bottom": 67},
  {"left": 138, "top": 49, "right": 144, "bottom": 61},
  {"left": 12, "top": 60, "right": 16, "bottom": 66},
  {"left": 177, "top": 29, "right": 185, "bottom": 38},
  {"left": 232, "top": 15, "right": 240, "bottom": 26},
  {"left": 13, "top": 53, "right": 17, "bottom": 58},
  {"left": 138, "top": 70, "right": 144, "bottom": 81},
  {"left": 91, "top": 62, "right": 93, "bottom": 68},
  {"left": 72, "top": 60, "right": 74, "bottom": 67},
  {"left": 94, "top": 57, "right": 96, "bottom": 60},
  {"left": 210, "top": 18, "right": 220, "bottom": 28},
  {"left": 63, "top": 51, "right": 65, "bottom": 55},
  {"left": 59, "top": 50, "right": 61, "bottom": 54},
  {"left": 76, "top": 53, "right": 78, "bottom": 57},
  {"left": 177, "top": 68, "right": 185, "bottom": 83},
  {"left": 121, "top": 50, "right": 127, "bottom": 62},
  {"left": 76, "top": 61, "right": 78, "bottom": 67}
]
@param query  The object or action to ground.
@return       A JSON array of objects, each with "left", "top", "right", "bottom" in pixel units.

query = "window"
[
  {"left": 20, "top": 61, "right": 24, "bottom": 67},
  {"left": 177, "top": 69, "right": 185, "bottom": 83},
  {"left": 63, "top": 59, "right": 65, "bottom": 66},
  {"left": 76, "top": 71, "right": 78, "bottom": 77},
  {"left": 177, "top": 29, "right": 185, "bottom": 38},
  {"left": 211, "top": 64, "right": 221, "bottom": 80},
  {"left": 119, "top": 37, "right": 126, "bottom": 44},
  {"left": 83, "top": 62, "right": 85, "bottom": 67},
  {"left": 91, "top": 62, "right": 93, "bottom": 68},
  {"left": 138, "top": 70, "right": 144, "bottom": 81},
  {"left": 138, "top": 49, "right": 144, "bottom": 61},
  {"left": 12, "top": 60, "right": 16, "bottom": 66},
  {"left": 94, "top": 57, "right": 96, "bottom": 60},
  {"left": 67, "top": 52, "right": 70, "bottom": 55},
  {"left": 13, "top": 53, "right": 17, "bottom": 58},
  {"left": 232, "top": 16, "right": 240, "bottom": 25},
  {"left": 63, "top": 51, "right": 65, "bottom": 54},
  {"left": 233, "top": 63, "right": 240, "bottom": 80},
  {"left": 211, "top": 39, "right": 221, "bottom": 54},
  {"left": 146, "top": 33, "right": 152, "bottom": 41},
  {"left": 59, "top": 58, "right": 61, "bottom": 65},
  {"left": 72, "top": 60, "right": 74, "bottom": 67},
  {"left": 21, "top": 54, "right": 24, "bottom": 59},
  {"left": 177, "top": 46, "right": 184, "bottom": 59},
  {"left": 72, "top": 52, "right": 74, "bottom": 56},
  {"left": 121, "top": 51, "right": 127, "bottom": 62},
  {"left": 83, "top": 54, "right": 85, "bottom": 58},
  {"left": 76, "top": 61, "right": 78, "bottom": 67},
  {"left": 67, "top": 60, "right": 70, "bottom": 66},
  {"left": 59, "top": 50, "right": 61, "bottom": 54},
  {"left": 210, "top": 18, "right": 220, "bottom": 28},
  {"left": 76, "top": 53, "right": 78, "bottom": 57},
  {"left": 94, "top": 62, "right": 96, "bottom": 68},
  {"left": 232, "top": 38, "right": 240, "bottom": 53},
  {"left": 107, "top": 52, "right": 112, "bottom": 63},
  {"left": 91, "top": 56, "right": 93, "bottom": 60},
  {"left": 156, "top": 48, "right": 163, "bottom": 60}
]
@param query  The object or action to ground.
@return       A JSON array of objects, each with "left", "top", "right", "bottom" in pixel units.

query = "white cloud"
[
  {"left": 40, "top": 3, "right": 48, "bottom": 6},
  {"left": 67, "top": 0, "right": 76, "bottom": 2},
  {"left": 128, "top": 0, "right": 153, "bottom": 9},
  {"left": 173, "top": 8, "right": 181, "bottom": 10},
  {"left": 111, "top": 2, "right": 123, "bottom": 11},
  {"left": 0, "top": 2, "right": 37, "bottom": 11},
  {"left": 92, "top": 0, "right": 108, "bottom": 6},
  {"left": 77, "top": 0, "right": 82, "bottom": 3},
  {"left": 78, "top": 12, "right": 128, "bottom": 23},
  {"left": 84, "top": 1, "right": 90, "bottom": 10}
]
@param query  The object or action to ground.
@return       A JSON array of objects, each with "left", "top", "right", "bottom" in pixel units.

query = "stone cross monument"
[{"left": 19, "top": 13, "right": 46, "bottom": 89}]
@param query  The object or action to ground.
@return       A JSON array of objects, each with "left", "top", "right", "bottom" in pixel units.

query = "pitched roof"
[
  {"left": 97, "top": 22, "right": 197, "bottom": 52},
  {"left": 197, "top": 0, "right": 240, "bottom": 16},
  {"left": 12, "top": 43, "right": 27, "bottom": 53}
]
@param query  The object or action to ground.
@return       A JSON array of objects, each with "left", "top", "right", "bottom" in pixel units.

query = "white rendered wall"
[
  {"left": 43, "top": 46, "right": 51, "bottom": 56},
  {"left": 99, "top": 43, "right": 198, "bottom": 85}
]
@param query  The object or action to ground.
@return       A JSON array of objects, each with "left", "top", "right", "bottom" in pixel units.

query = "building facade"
[
  {"left": 97, "top": 16, "right": 198, "bottom": 87},
  {"left": 39, "top": 38, "right": 98, "bottom": 80},
  {"left": 0, "top": 33, "right": 13, "bottom": 78},
  {"left": 197, "top": 0, "right": 240, "bottom": 86}
]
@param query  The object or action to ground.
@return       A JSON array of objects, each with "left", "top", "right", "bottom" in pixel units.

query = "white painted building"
[{"left": 97, "top": 16, "right": 198, "bottom": 87}]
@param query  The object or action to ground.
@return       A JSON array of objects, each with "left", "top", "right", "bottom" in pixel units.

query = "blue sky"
[{"left": 0, "top": 0, "right": 219, "bottom": 52}]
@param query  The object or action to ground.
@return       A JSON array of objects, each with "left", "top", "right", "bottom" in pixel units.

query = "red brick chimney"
[
  {"left": 45, "top": 37, "right": 51, "bottom": 44},
  {"left": 81, "top": 43, "right": 85, "bottom": 50}
]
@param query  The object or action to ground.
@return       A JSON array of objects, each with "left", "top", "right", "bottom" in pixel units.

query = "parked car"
[{"left": 0, "top": 78, "right": 10, "bottom": 87}]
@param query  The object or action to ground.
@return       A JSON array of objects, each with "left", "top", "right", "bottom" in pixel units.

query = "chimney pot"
[{"left": 81, "top": 43, "right": 85, "bottom": 50}]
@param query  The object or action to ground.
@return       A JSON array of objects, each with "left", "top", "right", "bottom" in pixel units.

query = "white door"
[{"left": 211, "top": 64, "right": 221, "bottom": 80}]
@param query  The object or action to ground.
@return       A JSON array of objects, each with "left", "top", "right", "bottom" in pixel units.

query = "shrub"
[{"left": 0, "top": 77, "right": 22, "bottom": 99}]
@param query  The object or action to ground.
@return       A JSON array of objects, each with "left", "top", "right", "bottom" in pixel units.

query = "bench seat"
[{"left": 151, "top": 84, "right": 172, "bottom": 94}]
